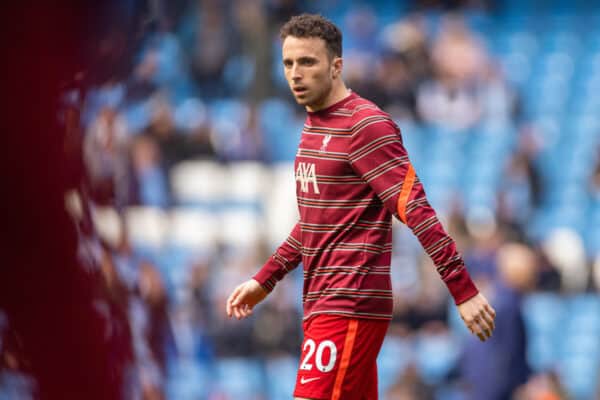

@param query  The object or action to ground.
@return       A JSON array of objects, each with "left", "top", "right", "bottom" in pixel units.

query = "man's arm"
[
  {"left": 349, "top": 117, "right": 495, "bottom": 340},
  {"left": 253, "top": 222, "right": 303, "bottom": 291},
  {"left": 226, "top": 222, "right": 303, "bottom": 319}
]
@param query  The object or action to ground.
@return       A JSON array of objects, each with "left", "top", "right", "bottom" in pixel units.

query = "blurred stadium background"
[{"left": 3, "top": 0, "right": 600, "bottom": 399}]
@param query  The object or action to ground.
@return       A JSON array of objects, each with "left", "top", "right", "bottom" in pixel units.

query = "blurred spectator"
[
  {"left": 463, "top": 208, "right": 503, "bottom": 280},
  {"left": 431, "top": 15, "right": 488, "bottom": 85},
  {"left": 126, "top": 50, "right": 160, "bottom": 103},
  {"left": 460, "top": 242, "right": 535, "bottom": 400},
  {"left": 372, "top": 53, "right": 418, "bottom": 120},
  {"left": 381, "top": 16, "right": 432, "bottom": 84},
  {"left": 542, "top": 229, "right": 589, "bottom": 292},
  {"left": 131, "top": 135, "right": 170, "bottom": 208},
  {"left": 479, "top": 64, "right": 520, "bottom": 123},
  {"left": 84, "top": 106, "right": 135, "bottom": 207},
  {"left": 385, "top": 363, "right": 435, "bottom": 400},
  {"left": 498, "top": 128, "right": 544, "bottom": 240},
  {"left": 250, "top": 265, "right": 302, "bottom": 356},
  {"left": 378, "top": 15, "right": 433, "bottom": 120},
  {"left": 144, "top": 97, "right": 188, "bottom": 172},
  {"left": 416, "top": 78, "right": 481, "bottom": 129},
  {"left": 189, "top": 1, "right": 232, "bottom": 96},
  {"left": 393, "top": 257, "right": 449, "bottom": 330},
  {"left": 231, "top": 0, "right": 272, "bottom": 100},
  {"left": 0, "top": 315, "right": 37, "bottom": 399},
  {"left": 266, "top": 0, "right": 303, "bottom": 28},
  {"left": 417, "top": 15, "right": 489, "bottom": 129},
  {"left": 210, "top": 105, "right": 265, "bottom": 161},
  {"left": 103, "top": 219, "right": 172, "bottom": 400},
  {"left": 532, "top": 245, "right": 562, "bottom": 292},
  {"left": 590, "top": 147, "right": 600, "bottom": 201},
  {"left": 594, "top": 256, "right": 600, "bottom": 292},
  {"left": 513, "top": 371, "right": 567, "bottom": 400}
]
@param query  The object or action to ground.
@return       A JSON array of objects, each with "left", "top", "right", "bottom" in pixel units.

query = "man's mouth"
[{"left": 293, "top": 86, "right": 308, "bottom": 95}]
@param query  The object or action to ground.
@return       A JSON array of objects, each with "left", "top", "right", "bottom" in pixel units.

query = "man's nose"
[{"left": 291, "top": 64, "right": 302, "bottom": 81}]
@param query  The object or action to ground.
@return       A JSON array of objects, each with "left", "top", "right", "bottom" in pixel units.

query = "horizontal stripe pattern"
[
  {"left": 253, "top": 92, "right": 474, "bottom": 321},
  {"left": 299, "top": 220, "right": 391, "bottom": 234},
  {"left": 302, "top": 242, "right": 392, "bottom": 257},
  {"left": 303, "top": 287, "right": 393, "bottom": 302},
  {"left": 297, "top": 196, "right": 380, "bottom": 209}
]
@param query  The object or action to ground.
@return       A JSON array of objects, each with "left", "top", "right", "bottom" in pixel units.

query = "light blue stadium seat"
[
  {"left": 122, "top": 100, "right": 151, "bottom": 134},
  {"left": 157, "top": 246, "right": 197, "bottom": 302},
  {"left": 522, "top": 293, "right": 566, "bottom": 371},
  {"left": 567, "top": 295, "right": 600, "bottom": 326},
  {"left": 499, "top": 51, "right": 533, "bottom": 86},
  {"left": 174, "top": 97, "right": 207, "bottom": 133},
  {"left": 166, "top": 359, "right": 213, "bottom": 400},
  {"left": 81, "top": 84, "right": 126, "bottom": 126},
  {"left": 215, "top": 358, "right": 264, "bottom": 399},
  {"left": 263, "top": 114, "right": 303, "bottom": 162},
  {"left": 414, "top": 332, "right": 460, "bottom": 385},
  {"left": 210, "top": 99, "right": 250, "bottom": 126},
  {"left": 539, "top": 32, "right": 581, "bottom": 54},
  {"left": 586, "top": 227, "right": 600, "bottom": 255},
  {"left": 397, "top": 121, "right": 423, "bottom": 162},
  {"left": 259, "top": 98, "right": 295, "bottom": 135},
  {"left": 264, "top": 356, "right": 299, "bottom": 400},
  {"left": 223, "top": 55, "right": 256, "bottom": 95},
  {"left": 558, "top": 355, "right": 600, "bottom": 400},
  {"left": 377, "top": 334, "right": 413, "bottom": 394}
]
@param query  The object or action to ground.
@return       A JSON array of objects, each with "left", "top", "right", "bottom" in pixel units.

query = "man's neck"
[{"left": 306, "top": 81, "right": 350, "bottom": 113}]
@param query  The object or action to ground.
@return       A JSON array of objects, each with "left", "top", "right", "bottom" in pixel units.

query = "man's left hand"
[{"left": 457, "top": 293, "right": 496, "bottom": 341}]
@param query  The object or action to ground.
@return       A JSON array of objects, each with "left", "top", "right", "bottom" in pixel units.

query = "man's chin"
[{"left": 294, "top": 96, "right": 310, "bottom": 106}]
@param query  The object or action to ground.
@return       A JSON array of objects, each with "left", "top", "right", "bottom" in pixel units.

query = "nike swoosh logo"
[{"left": 300, "top": 377, "right": 321, "bottom": 385}]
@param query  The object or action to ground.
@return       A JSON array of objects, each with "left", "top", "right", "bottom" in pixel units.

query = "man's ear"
[{"left": 331, "top": 57, "right": 343, "bottom": 79}]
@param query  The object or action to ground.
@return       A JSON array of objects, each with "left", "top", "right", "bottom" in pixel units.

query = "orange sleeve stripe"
[
  {"left": 397, "top": 164, "right": 416, "bottom": 224},
  {"left": 331, "top": 319, "right": 358, "bottom": 400}
]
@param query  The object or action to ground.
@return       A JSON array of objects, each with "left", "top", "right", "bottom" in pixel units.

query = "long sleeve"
[
  {"left": 348, "top": 118, "right": 478, "bottom": 304},
  {"left": 253, "top": 222, "right": 303, "bottom": 292}
]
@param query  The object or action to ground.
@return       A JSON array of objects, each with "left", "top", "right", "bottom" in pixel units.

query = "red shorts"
[{"left": 293, "top": 314, "right": 389, "bottom": 400}]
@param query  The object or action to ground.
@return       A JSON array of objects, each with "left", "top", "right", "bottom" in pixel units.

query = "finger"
[
  {"left": 476, "top": 313, "right": 491, "bottom": 333},
  {"left": 485, "top": 304, "right": 496, "bottom": 319},
  {"left": 477, "top": 320, "right": 492, "bottom": 339},
  {"left": 240, "top": 304, "right": 250, "bottom": 318},
  {"left": 481, "top": 310, "right": 495, "bottom": 332},
  {"left": 243, "top": 307, "right": 253, "bottom": 318},
  {"left": 483, "top": 328, "right": 492, "bottom": 339},
  {"left": 233, "top": 305, "right": 242, "bottom": 320},
  {"left": 244, "top": 304, "right": 253, "bottom": 317},
  {"left": 475, "top": 316, "right": 493, "bottom": 340},
  {"left": 231, "top": 287, "right": 246, "bottom": 307},
  {"left": 467, "top": 318, "right": 485, "bottom": 341},
  {"left": 226, "top": 286, "right": 242, "bottom": 317},
  {"left": 469, "top": 321, "right": 485, "bottom": 341}
]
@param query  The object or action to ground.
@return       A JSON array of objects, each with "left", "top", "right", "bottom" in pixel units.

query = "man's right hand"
[{"left": 226, "top": 279, "right": 268, "bottom": 319}]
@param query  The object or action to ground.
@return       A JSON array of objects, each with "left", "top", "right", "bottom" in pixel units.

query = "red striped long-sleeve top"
[{"left": 254, "top": 92, "right": 478, "bottom": 321}]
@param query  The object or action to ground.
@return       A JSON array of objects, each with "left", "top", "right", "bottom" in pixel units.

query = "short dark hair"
[{"left": 280, "top": 14, "right": 342, "bottom": 58}]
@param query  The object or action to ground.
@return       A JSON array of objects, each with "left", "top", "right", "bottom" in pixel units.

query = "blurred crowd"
[{"left": 2, "top": 0, "right": 600, "bottom": 399}]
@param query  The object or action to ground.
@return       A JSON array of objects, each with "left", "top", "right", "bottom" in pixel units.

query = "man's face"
[{"left": 282, "top": 36, "right": 336, "bottom": 110}]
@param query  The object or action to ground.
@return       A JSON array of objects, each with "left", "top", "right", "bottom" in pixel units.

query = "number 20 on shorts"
[{"left": 300, "top": 339, "right": 337, "bottom": 373}]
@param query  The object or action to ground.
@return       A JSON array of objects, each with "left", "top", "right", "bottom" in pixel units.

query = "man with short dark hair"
[{"left": 226, "top": 13, "right": 496, "bottom": 400}]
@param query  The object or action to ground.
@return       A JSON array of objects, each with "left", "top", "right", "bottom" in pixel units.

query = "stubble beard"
[{"left": 296, "top": 83, "right": 332, "bottom": 110}]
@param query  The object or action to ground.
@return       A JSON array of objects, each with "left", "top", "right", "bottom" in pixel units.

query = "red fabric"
[
  {"left": 254, "top": 92, "right": 478, "bottom": 321},
  {"left": 293, "top": 315, "right": 388, "bottom": 400}
]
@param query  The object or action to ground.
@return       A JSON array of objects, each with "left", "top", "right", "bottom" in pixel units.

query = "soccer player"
[{"left": 226, "top": 14, "right": 496, "bottom": 400}]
